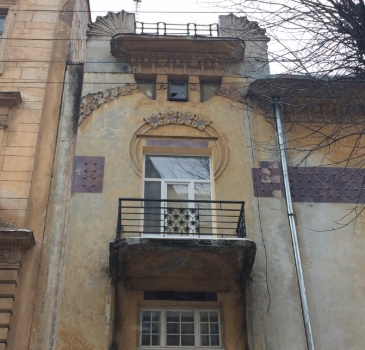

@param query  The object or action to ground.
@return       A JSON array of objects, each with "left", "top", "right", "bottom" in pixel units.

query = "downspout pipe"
[{"left": 273, "top": 98, "right": 315, "bottom": 350}]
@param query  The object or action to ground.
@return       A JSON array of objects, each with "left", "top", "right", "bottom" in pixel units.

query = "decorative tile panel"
[
  {"left": 252, "top": 161, "right": 284, "bottom": 198},
  {"left": 71, "top": 156, "right": 105, "bottom": 193},
  {"left": 252, "top": 162, "right": 365, "bottom": 204},
  {"left": 146, "top": 139, "right": 209, "bottom": 148}
]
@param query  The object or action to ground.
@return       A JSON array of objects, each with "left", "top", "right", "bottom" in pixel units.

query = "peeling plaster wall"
[{"left": 50, "top": 70, "right": 307, "bottom": 350}]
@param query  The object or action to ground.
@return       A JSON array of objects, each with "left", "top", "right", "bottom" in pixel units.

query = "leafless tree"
[{"left": 208, "top": 0, "right": 365, "bottom": 226}]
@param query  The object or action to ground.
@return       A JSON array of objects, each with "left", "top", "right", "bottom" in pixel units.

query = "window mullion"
[
  {"left": 162, "top": 308, "right": 166, "bottom": 348},
  {"left": 195, "top": 309, "right": 199, "bottom": 348}
]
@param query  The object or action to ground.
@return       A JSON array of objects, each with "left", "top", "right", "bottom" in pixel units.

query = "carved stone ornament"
[
  {"left": 143, "top": 111, "right": 211, "bottom": 131},
  {"left": 87, "top": 10, "right": 131, "bottom": 36},
  {"left": 224, "top": 14, "right": 269, "bottom": 40},
  {"left": 215, "top": 86, "right": 246, "bottom": 103},
  {"left": 0, "top": 119, "right": 7, "bottom": 129},
  {"left": 79, "top": 84, "right": 139, "bottom": 125}
]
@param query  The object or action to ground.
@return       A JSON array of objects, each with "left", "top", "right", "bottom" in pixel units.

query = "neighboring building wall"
[
  {"left": 0, "top": 0, "right": 90, "bottom": 348},
  {"left": 248, "top": 94, "right": 365, "bottom": 350}
]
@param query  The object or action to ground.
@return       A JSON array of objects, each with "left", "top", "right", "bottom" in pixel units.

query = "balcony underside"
[
  {"left": 109, "top": 237, "right": 256, "bottom": 292},
  {"left": 111, "top": 34, "right": 245, "bottom": 60}
]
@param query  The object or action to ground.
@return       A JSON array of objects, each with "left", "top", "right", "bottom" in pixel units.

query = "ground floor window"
[{"left": 139, "top": 308, "right": 222, "bottom": 348}]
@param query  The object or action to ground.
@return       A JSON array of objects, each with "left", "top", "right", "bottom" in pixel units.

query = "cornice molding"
[
  {"left": 143, "top": 111, "right": 211, "bottom": 131},
  {"left": 79, "top": 84, "right": 139, "bottom": 125}
]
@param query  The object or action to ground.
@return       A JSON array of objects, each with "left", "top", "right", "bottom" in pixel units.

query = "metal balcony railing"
[
  {"left": 116, "top": 198, "right": 246, "bottom": 239},
  {"left": 134, "top": 22, "right": 219, "bottom": 36}
]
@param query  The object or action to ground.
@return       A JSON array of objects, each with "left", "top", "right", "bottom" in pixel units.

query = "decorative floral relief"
[
  {"left": 79, "top": 84, "right": 139, "bottom": 125},
  {"left": 143, "top": 111, "right": 211, "bottom": 131}
]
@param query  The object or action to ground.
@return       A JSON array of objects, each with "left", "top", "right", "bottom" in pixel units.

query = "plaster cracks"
[
  {"left": 143, "top": 111, "right": 211, "bottom": 131},
  {"left": 79, "top": 83, "right": 139, "bottom": 125}
]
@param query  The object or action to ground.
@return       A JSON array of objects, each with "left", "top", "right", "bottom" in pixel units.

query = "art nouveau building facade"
[{"left": 2, "top": 6, "right": 365, "bottom": 350}]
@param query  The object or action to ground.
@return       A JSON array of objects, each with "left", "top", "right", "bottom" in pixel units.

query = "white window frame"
[
  {"left": 138, "top": 308, "right": 223, "bottom": 350},
  {"left": 143, "top": 154, "right": 213, "bottom": 238}
]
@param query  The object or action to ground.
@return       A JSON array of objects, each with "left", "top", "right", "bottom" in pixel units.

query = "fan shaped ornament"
[{"left": 87, "top": 11, "right": 131, "bottom": 36}]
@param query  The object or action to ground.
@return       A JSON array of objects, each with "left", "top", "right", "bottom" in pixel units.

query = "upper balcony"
[
  {"left": 110, "top": 21, "right": 245, "bottom": 61},
  {"left": 109, "top": 199, "right": 256, "bottom": 291}
]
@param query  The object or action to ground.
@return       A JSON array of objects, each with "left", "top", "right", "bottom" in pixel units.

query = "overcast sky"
[
  {"left": 89, "top": 0, "right": 227, "bottom": 27},
  {"left": 88, "top": 0, "right": 283, "bottom": 73}
]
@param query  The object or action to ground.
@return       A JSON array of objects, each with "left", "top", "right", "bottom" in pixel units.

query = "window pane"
[
  {"left": 201, "top": 82, "right": 220, "bottom": 102},
  {"left": 167, "top": 335, "right": 180, "bottom": 346},
  {"left": 181, "top": 335, "right": 195, "bottom": 346},
  {"left": 211, "top": 335, "right": 220, "bottom": 346},
  {"left": 151, "top": 311, "right": 160, "bottom": 322},
  {"left": 143, "top": 181, "right": 162, "bottom": 234},
  {"left": 142, "top": 334, "right": 150, "bottom": 346},
  {"left": 209, "top": 312, "right": 219, "bottom": 322},
  {"left": 210, "top": 323, "right": 219, "bottom": 334},
  {"left": 201, "top": 335, "right": 210, "bottom": 346},
  {"left": 142, "top": 311, "right": 151, "bottom": 322},
  {"left": 200, "top": 311, "right": 209, "bottom": 322},
  {"left": 200, "top": 323, "right": 209, "bottom": 334},
  {"left": 142, "top": 323, "right": 151, "bottom": 333},
  {"left": 194, "top": 183, "right": 212, "bottom": 236},
  {"left": 166, "top": 323, "right": 180, "bottom": 334},
  {"left": 145, "top": 156, "right": 210, "bottom": 180},
  {"left": 0, "top": 15, "right": 5, "bottom": 33},
  {"left": 152, "top": 335, "right": 160, "bottom": 345},
  {"left": 181, "top": 311, "right": 194, "bottom": 322},
  {"left": 151, "top": 322, "right": 160, "bottom": 333},
  {"left": 181, "top": 323, "right": 194, "bottom": 334},
  {"left": 169, "top": 81, "right": 187, "bottom": 101},
  {"left": 166, "top": 311, "right": 180, "bottom": 322},
  {"left": 141, "top": 310, "right": 161, "bottom": 346},
  {"left": 199, "top": 311, "right": 220, "bottom": 347}
]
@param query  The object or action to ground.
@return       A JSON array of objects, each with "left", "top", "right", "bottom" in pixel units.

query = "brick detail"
[
  {"left": 253, "top": 162, "right": 365, "bottom": 204},
  {"left": 71, "top": 156, "right": 105, "bottom": 193}
]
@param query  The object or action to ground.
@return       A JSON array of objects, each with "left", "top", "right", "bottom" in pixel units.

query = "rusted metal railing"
[
  {"left": 116, "top": 198, "right": 245, "bottom": 239},
  {"left": 134, "top": 22, "right": 219, "bottom": 36}
]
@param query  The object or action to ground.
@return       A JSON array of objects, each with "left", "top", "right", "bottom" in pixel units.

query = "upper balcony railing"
[
  {"left": 116, "top": 198, "right": 246, "bottom": 239},
  {"left": 134, "top": 22, "right": 219, "bottom": 37}
]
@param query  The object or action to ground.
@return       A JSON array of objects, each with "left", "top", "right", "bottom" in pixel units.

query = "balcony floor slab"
[{"left": 109, "top": 237, "right": 256, "bottom": 290}]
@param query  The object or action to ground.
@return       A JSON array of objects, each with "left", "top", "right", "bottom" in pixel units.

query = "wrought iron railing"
[
  {"left": 134, "top": 22, "right": 219, "bottom": 36},
  {"left": 116, "top": 198, "right": 246, "bottom": 239}
]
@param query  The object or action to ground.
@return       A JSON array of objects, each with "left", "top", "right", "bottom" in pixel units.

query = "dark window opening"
[
  {"left": 169, "top": 81, "right": 188, "bottom": 101},
  {"left": 144, "top": 291, "right": 217, "bottom": 302}
]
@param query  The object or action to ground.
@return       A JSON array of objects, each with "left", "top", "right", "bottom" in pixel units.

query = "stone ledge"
[
  {"left": 0, "top": 92, "right": 21, "bottom": 107},
  {"left": 0, "top": 228, "right": 35, "bottom": 251}
]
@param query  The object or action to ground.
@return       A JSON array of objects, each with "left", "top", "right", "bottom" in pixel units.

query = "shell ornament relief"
[
  {"left": 79, "top": 84, "right": 139, "bottom": 125},
  {"left": 143, "top": 112, "right": 211, "bottom": 131}
]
